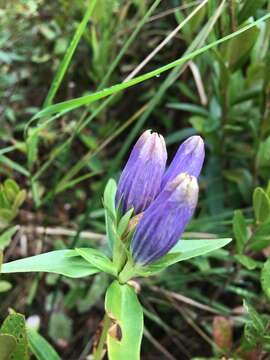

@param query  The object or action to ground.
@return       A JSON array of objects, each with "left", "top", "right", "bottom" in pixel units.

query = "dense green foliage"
[{"left": 1, "top": 0, "right": 270, "bottom": 359}]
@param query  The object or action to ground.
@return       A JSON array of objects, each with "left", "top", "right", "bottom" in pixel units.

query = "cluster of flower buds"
[{"left": 116, "top": 130, "right": 205, "bottom": 265}]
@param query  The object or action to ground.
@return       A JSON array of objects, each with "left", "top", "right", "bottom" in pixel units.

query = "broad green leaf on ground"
[
  {"left": 105, "top": 281, "right": 143, "bottom": 360},
  {"left": 0, "top": 334, "right": 17, "bottom": 360},
  {"left": 1, "top": 250, "right": 99, "bottom": 278},
  {"left": 261, "top": 258, "right": 270, "bottom": 302},
  {"left": 138, "top": 238, "right": 232, "bottom": 276},
  {"left": 27, "top": 328, "right": 62, "bottom": 360},
  {"left": 0, "top": 313, "right": 29, "bottom": 360},
  {"left": 75, "top": 248, "right": 116, "bottom": 276}
]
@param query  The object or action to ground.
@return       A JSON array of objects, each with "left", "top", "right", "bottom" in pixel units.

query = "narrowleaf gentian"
[{"left": 115, "top": 130, "right": 204, "bottom": 269}]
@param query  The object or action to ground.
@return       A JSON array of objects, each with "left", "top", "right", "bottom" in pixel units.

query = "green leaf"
[
  {"left": 75, "top": 248, "right": 116, "bottom": 276},
  {"left": 261, "top": 258, "right": 270, "bottom": 302},
  {"left": 0, "top": 155, "right": 30, "bottom": 177},
  {"left": 222, "top": 20, "right": 260, "bottom": 71},
  {"left": 4, "top": 179, "right": 20, "bottom": 202},
  {"left": 253, "top": 187, "right": 270, "bottom": 223},
  {"left": 48, "top": 313, "right": 72, "bottom": 342},
  {"left": 117, "top": 208, "right": 134, "bottom": 238},
  {"left": 233, "top": 210, "right": 249, "bottom": 254},
  {"left": 27, "top": 328, "right": 62, "bottom": 360},
  {"left": 0, "top": 313, "right": 29, "bottom": 360},
  {"left": 234, "top": 254, "right": 260, "bottom": 270},
  {"left": 104, "top": 179, "right": 117, "bottom": 249},
  {"left": 135, "top": 238, "right": 232, "bottom": 277},
  {"left": 243, "top": 300, "right": 265, "bottom": 333},
  {"left": 256, "top": 136, "right": 270, "bottom": 168},
  {"left": 1, "top": 250, "right": 99, "bottom": 278},
  {"left": 13, "top": 190, "right": 27, "bottom": 211},
  {"left": 0, "top": 334, "right": 17, "bottom": 360},
  {"left": 0, "top": 226, "right": 17, "bottom": 250},
  {"left": 0, "top": 209, "right": 15, "bottom": 228},
  {"left": 77, "top": 273, "right": 109, "bottom": 313},
  {"left": 105, "top": 281, "right": 143, "bottom": 360},
  {"left": 0, "top": 280, "right": 12, "bottom": 293}
]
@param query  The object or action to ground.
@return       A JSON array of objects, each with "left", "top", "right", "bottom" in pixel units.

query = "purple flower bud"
[
  {"left": 116, "top": 130, "right": 167, "bottom": 214},
  {"left": 161, "top": 136, "right": 204, "bottom": 189},
  {"left": 131, "top": 173, "right": 199, "bottom": 265}
]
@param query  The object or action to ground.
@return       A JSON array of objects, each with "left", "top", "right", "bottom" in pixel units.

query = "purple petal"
[
  {"left": 161, "top": 136, "right": 204, "bottom": 189},
  {"left": 116, "top": 130, "right": 167, "bottom": 214},
  {"left": 131, "top": 173, "right": 199, "bottom": 265}
]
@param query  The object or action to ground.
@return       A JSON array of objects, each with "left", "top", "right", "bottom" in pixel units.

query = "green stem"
[{"left": 93, "top": 312, "right": 111, "bottom": 360}]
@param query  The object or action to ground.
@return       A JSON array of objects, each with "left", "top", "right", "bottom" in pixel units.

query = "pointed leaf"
[
  {"left": 27, "top": 328, "right": 62, "bottom": 360},
  {"left": 253, "top": 187, "right": 270, "bottom": 223},
  {"left": 244, "top": 300, "right": 265, "bottom": 333},
  {"left": 0, "top": 226, "right": 17, "bottom": 250},
  {"left": 1, "top": 250, "right": 99, "bottom": 278},
  {"left": 75, "top": 248, "right": 116, "bottom": 276},
  {"left": 137, "top": 238, "right": 232, "bottom": 276},
  {"left": 261, "top": 258, "right": 270, "bottom": 302},
  {"left": 235, "top": 255, "right": 260, "bottom": 270},
  {"left": 233, "top": 210, "right": 249, "bottom": 254}
]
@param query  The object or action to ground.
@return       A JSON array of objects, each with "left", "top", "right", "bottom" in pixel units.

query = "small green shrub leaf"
[
  {"left": 253, "top": 187, "right": 270, "bottom": 223},
  {"left": 233, "top": 210, "right": 249, "bottom": 254},
  {"left": 261, "top": 258, "right": 270, "bottom": 302},
  {"left": 0, "top": 313, "right": 29, "bottom": 360}
]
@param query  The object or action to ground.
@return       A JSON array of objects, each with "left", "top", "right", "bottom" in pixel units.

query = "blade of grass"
[
  {"left": 109, "top": 0, "right": 226, "bottom": 173},
  {"left": 43, "top": 0, "right": 97, "bottom": 107},
  {"left": 29, "top": 0, "right": 162, "bottom": 185},
  {"left": 123, "top": 0, "right": 208, "bottom": 82},
  {"left": 98, "top": 0, "right": 162, "bottom": 89},
  {"left": 32, "top": 13, "right": 270, "bottom": 120},
  {"left": 0, "top": 155, "right": 30, "bottom": 177},
  {"left": 40, "top": 0, "right": 226, "bottom": 197}
]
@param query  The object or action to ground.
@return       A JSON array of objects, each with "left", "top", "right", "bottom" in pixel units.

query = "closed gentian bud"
[
  {"left": 131, "top": 173, "right": 198, "bottom": 265},
  {"left": 161, "top": 136, "right": 204, "bottom": 189},
  {"left": 116, "top": 130, "right": 167, "bottom": 214}
]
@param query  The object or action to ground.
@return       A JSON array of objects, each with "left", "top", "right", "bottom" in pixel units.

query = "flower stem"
[{"left": 93, "top": 312, "right": 111, "bottom": 360}]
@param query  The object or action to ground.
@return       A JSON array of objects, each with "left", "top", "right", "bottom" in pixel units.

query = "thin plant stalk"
[{"left": 93, "top": 313, "right": 111, "bottom": 360}]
